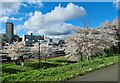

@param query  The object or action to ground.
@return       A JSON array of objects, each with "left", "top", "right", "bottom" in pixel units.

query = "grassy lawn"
[{"left": 1, "top": 55, "right": 119, "bottom": 82}]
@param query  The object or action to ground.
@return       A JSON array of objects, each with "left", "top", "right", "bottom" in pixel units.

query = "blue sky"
[{"left": 0, "top": 2, "right": 119, "bottom": 38}]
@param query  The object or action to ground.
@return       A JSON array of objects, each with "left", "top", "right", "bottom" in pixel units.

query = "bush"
[{"left": 104, "top": 45, "right": 119, "bottom": 56}]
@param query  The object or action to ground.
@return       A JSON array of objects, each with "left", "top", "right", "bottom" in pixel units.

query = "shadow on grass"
[
  {"left": 2, "top": 67, "right": 25, "bottom": 75},
  {"left": 25, "top": 60, "right": 77, "bottom": 70},
  {"left": 54, "top": 60, "right": 77, "bottom": 63},
  {"left": 25, "top": 62, "right": 62, "bottom": 69}
]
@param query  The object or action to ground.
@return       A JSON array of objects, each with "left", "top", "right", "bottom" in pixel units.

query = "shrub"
[{"left": 104, "top": 45, "right": 119, "bottom": 56}]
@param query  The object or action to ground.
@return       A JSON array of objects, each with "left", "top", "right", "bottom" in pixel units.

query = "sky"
[{"left": 0, "top": 0, "right": 119, "bottom": 38}]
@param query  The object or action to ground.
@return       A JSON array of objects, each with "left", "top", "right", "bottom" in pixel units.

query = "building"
[
  {"left": 57, "top": 39, "right": 66, "bottom": 47},
  {"left": 6, "top": 22, "right": 14, "bottom": 43},
  {"left": 0, "top": 36, "right": 2, "bottom": 49},
  {"left": 13, "top": 35, "right": 21, "bottom": 42},
  {"left": 0, "top": 33, "right": 6, "bottom": 49},
  {"left": 22, "top": 33, "right": 44, "bottom": 46}
]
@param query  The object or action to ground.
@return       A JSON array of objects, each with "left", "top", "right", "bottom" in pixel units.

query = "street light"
[
  {"left": 38, "top": 39, "right": 41, "bottom": 69},
  {"left": 38, "top": 35, "right": 44, "bottom": 69}
]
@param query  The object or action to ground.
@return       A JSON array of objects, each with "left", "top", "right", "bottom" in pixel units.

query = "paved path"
[{"left": 69, "top": 63, "right": 118, "bottom": 81}]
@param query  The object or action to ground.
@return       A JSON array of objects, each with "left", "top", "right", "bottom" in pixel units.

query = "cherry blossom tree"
[
  {"left": 6, "top": 42, "right": 30, "bottom": 60},
  {"left": 65, "top": 19, "right": 118, "bottom": 61}
]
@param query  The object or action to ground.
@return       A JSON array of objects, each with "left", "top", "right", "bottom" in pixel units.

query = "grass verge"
[{"left": 1, "top": 55, "right": 119, "bottom": 82}]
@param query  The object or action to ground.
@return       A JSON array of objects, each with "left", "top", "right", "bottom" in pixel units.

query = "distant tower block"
[{"left": 6, "top": 22, "right": 14, "bottom": 43}]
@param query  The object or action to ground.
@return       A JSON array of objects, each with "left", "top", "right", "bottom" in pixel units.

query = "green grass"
[{"left": 1, "top": 55, "right": 119, "bottom": 82}]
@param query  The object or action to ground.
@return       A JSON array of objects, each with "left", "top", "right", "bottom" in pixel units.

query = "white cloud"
[
  {"left": 0, "top": 16, "right": 23, "bottom": 23},
  {"left": 21, "top": 3, "right": 86, "bottom": 37},
  {"left": 0, "top": 16, "right": 9, "bottom": 22},
  {"left": 0, "top": 29, "right": 5, "bottom": 34},
  {"left": 45, "top": 3, "right": 85, "bottom": 22},
  {"left": 22, "top": 3, "right": 28, "bottom": 7},
  {"left": 0, "top": 0, "right": 40, "bottom": 2},
  {"left": 113, "top": 0, "right": 120, "bottom": 10},
  {"left": 0, "top": 0, "right": 43, "bottom": 16},
  {"left": 21, "top": 2, "right": 43, "bottom": 9},
  {"left": 0, "top": 2, "right": 21, "bottom": 15},
  {"left": 9, "top": 17, "right": 23, "bottom": 21},
  {"left": 36, "top": 2, "right": 43, "bottom": 8},
  {"left": 9, "top": 17, "right": 17, "bottom": 21},
  {"left": 15, "top": 25, "right": 22, "bottom": 34},
  {"left": 18, "top": 17, "right": 23, "bottom": 21},
  {"left": 29, "top": 12, "right": 33, "bottom": 17}
]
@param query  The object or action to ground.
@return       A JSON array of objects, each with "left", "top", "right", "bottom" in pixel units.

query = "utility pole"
[{"left": 38, "top": 39, "right": 41, "bottom": 68}]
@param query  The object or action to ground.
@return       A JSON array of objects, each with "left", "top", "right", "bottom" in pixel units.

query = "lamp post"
[{"left": 38, "top": 39, "right": 41, "bottom": 68}]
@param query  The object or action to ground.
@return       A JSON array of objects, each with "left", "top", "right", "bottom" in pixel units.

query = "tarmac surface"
[{"left": 69, "top": 63, "right": 119, "bottom": 81}]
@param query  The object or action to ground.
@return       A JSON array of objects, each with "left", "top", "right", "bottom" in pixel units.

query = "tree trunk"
[{"left": 80, "top": 53, "right": 83, "bottom": 61}]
